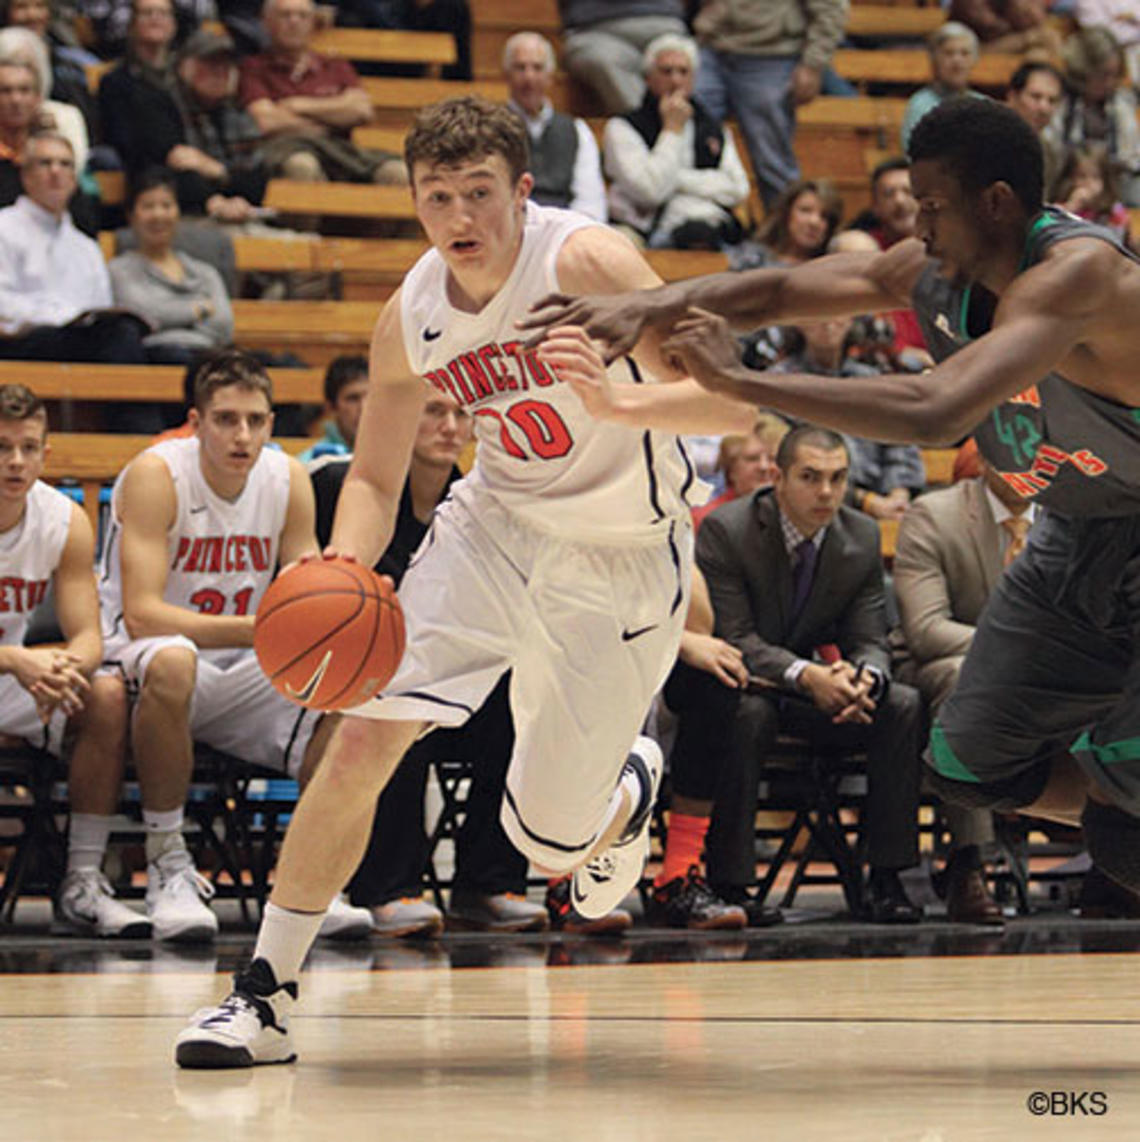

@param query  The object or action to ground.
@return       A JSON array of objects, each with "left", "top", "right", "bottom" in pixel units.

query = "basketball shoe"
[
  {"left": 147, "top": 848, "right": 220, "bottom": 943},
  {"left": 55, "top": 869, "right": 152, "bottom": 938},
  {"left": 317, "top": 893, "right": 374, "bottom": 941},
  {"left": 175, "top": 958, "right": 297, "bottom": 1069},
  {"left": 570, "top": 736, "right": 662, "bottom": 920}
]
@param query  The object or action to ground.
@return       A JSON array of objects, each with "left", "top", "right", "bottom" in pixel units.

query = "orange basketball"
[{"left": 254, "top": 558, "right": 405, "bottom": 711}]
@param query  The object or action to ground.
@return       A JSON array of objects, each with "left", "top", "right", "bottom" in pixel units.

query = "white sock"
[
  {"left": 67, "top": 813, "right": 113, "bottom": 875},
  {"left": 143, "top": 808, "right": 187, "bottom": 865},
  {"left": 254, "top": 901, "right": 326, "bottom": 984}
]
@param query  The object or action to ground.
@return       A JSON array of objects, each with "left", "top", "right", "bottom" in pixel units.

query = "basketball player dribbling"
[
  {"left": 526, "top": 99, "right": 1140, "bottom": 906},
  {"left": 175, "top": 96, "right": 755, "bottom": 1069},
  {"left": 97, "top": 352, "right": 367, "bottom": 943}
]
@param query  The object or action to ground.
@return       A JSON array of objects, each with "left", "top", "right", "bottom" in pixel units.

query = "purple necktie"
[{"left": 790, "top": 537, "right": 817, "bottom": 621}]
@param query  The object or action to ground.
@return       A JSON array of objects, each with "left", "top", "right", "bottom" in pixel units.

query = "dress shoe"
[
  {"left": 1079, "top": 865, "right": 1140, "bottom": 919},
  {"left": 944, "top": 854, "right": 1003, "bottom": 926},
  {"left": 863, "top": 868, "right": 922, "bottom": 924},
  {"left": 711, "top": 884, "right": 784, "bottom": 928},
  {"left": 447, "top": 890, "right": 549, "bottom": 933}
]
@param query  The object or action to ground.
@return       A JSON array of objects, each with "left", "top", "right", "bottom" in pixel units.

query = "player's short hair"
[
  {"left": 776, "top": 424, "right": 848, "bottom": 472},
  {"left": 908, "top": 97, "right": 1043, "bottom": 215},
  {"left": 0, "top": 383, "right": 46, "bottom": 431},
  {"left": 405, "top": 96, "right": 529, "bottom": 185},
  {"left": 1007, "top": 60, "right": 1063, "bottom": 95},
  {"left": 869, "top": 156, "right": 909, "bottom": 194},
  {"left": 191, "top": 349, "right": 273, "bottom": 412},
  {"left": 323, "top": 354, "right": 368, "bottom": 405}
]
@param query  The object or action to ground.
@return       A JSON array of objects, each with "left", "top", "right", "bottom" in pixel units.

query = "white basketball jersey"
[
  {"left": 99, "top": 437, "right": 290, "bottom": 652},
  {"left": 0, "top": 481, "right": 73, "bottom": 648},
  {"left": 400, "top": 201, "right": 702, "bottom": 544}
]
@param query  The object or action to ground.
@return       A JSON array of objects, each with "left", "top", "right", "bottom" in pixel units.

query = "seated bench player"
[
  {"left": 92, "top": 349, "right": 371, "bottom": 942},
  {"left": 0, "top": 383, "right": 144, "bottom": 936}
]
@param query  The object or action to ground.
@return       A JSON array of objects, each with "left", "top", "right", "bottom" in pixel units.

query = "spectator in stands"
[
  {"left": 604, "top": 33, "right": 749, "bottom": 250},
  {"left": 771, "top": 317, "right": 926, "bottom": 522},
  {"left": 104, "top": 25, "right": 269, "bottom": 220},
  {"left": 559, "top": 0, "right": 688, "bottom": 115},
  {"left": 0, "top": 132, "right": 148, "bottom": 367},
  {"left": 298, "top": 353, "right": 367, "bottom": 462},
  {"left": 699, "top": 424, "right": 924, "bottom": 923},
  {"left": 109, "top": 167, "right": 234, "bottom": 365},
  {"left": 93, "top": 350, "right": 372, "bottom": 942},
  {"left": 1053, "top": 143, "right": 1132, "bottom": 242},
  {"left": 1048, "top": 26, "right": 1140, "bottom": 206},
  {"left": 310, "top": 396, "right": 554, "bottom": 937},
  {"left": 1075, "top": 0, "right": 1140, "bottom": 84},
  {"left": 647, "top": 566, "right": 753, "bottom": 930},
  {"left": 846, "top": 158, "right": 931, "bottom": 368},
  {"left": 239, "top": 0, "right": 406, "bottom": 187},
  {"left": 0, "top": 384, "right": 145, "bottom": 939},
  {"left": 691, "top": 417, "right": 786, "bottom": 533},
  {"left": 97, "top": 0, "right": 183, "bottom": 175},
  {"left": 335, "top": 0, "right": 472, "bottom": 82},
  {"left": 692, "top": 0, "right": 847, "bottom": 211},
  {"left": 502, "top": 31, "right": 605, "bottom": 222},
  {"left": 79, "top": 0, "right": 206, "bottom": 58},
  {"left": 1005, "top": 60, "right": 1066, "bottom": 197},
  {"left": 949, "top": 0, "right": 1062, "bottom": 59},
  {"left": 0, "top": 27, "right": 86, "bottom": 173},
  {"left": 0, "top": 0, "right": 97, "bottom": 137},
  {"left": 892, "top": 459, "right": 1034, "bottom": 924},
  {"left": 900, "top": 22, "right": 984, "bottom": 152},
  {"left": 734, "top": 176, "right": 841, "bottom": 269}
]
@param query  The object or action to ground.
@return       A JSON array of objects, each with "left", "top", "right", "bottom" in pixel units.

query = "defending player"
[
  {"left": 175, "top": 96, "right": 755, "bottom": 1068},
  {"left": 526, "top": 98, "right": 1140, "bottom": 900},
  {"left": 98, "top": 351, "right": 368, "bottom": 942}
]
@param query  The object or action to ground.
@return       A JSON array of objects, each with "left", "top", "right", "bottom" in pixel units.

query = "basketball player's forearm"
[
  {"left": 605, "top": 379, "right": 757, "bottom": 434},
  {"left": 328, "top": 477, "right": 398, "bottom": 568},
  {"left": 701, "top": 368, "right": 949, "bottom": 445},
  {"left": 125, "top": 600, "right": 255, "bottom": 648},
  {"left": 63, "top": 628, "right": 102, "bottom": 676}
]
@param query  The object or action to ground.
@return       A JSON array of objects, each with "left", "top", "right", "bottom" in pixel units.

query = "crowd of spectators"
[{"left": 0, "top": 0, "right": 1138, "bottom": 939}]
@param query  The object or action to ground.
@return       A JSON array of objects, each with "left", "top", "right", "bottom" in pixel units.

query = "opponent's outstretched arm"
[
  {"left": 662, "top": 245, "right": 1109, "bottom": 445},
  {"left": 523, "top": 238, "right": 927, "bottom": 361}
]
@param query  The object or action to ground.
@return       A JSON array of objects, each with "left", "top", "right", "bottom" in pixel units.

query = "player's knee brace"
[{"left": 1082, "top": 799, "right": 1140, "bottom": 892}]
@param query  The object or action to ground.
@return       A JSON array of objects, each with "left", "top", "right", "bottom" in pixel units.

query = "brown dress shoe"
[{"left": 946, "top": 863, "right": 1003, "bottom": 926}]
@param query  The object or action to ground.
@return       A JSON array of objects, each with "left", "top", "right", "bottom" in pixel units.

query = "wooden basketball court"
[{"left": 2, "top": 916, "right": 1139, "bottom": 1140}]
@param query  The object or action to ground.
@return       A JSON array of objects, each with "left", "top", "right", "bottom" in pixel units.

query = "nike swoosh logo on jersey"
[
  {"left": 284, "top": 649, "right": 333, "bottom": 704},
  {"left": 423, "top": 328, "right": 443, "bottom": 342},
  {"left": 189, "top": 505, "right": 208, "bottom": 514},
  {"left": 621, "top": 623, "right": 659, "bottom": 642}
]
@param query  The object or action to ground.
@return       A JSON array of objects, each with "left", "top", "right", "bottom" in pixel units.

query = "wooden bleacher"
[{"left": 832, "top": 48, "right": 1022, "bottom": 91}]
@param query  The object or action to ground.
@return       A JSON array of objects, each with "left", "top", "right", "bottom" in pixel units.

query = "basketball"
[{"left": 254, "top": 558, "right": 405, "bottom": 711}]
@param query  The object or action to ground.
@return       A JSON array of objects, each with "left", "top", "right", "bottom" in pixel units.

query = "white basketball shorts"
[
  {"left": 105, "top": 635, "right": 320, "bottom": 779},
  {"left": 349, "top": 483, "right": 691, "bottom": 872}
]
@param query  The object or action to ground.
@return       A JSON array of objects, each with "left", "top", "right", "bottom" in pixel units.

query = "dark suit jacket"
[{"left": 696, "top": 487, "right": 891, "bottom": 686}]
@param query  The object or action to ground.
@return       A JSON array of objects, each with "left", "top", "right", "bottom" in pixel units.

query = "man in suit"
[
  {"left": 893, "top": 458, "right": 1035, "bottom": 924},
  {"left": 699, "top": 424, "right": 924, "bottom": 922}
]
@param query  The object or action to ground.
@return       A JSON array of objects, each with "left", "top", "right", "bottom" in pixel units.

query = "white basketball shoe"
[
  {"left": 175, "top": 958, "right": 297, "bottom": 1069},
  {"left": 571, "top": 736, "right": 662, "bottom": 920},
  {"left": 55, "top": 869, "right": 152, "bottom": 938},
  {"left": 147, "top": 849, "right": 220, "bottom": 943},
  {"left": 318, "top": 893, "right": 374, "bottom": 941}
]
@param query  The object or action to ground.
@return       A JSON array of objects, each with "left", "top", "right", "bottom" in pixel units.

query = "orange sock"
[{"left": 655, "top": 812, "right": 709, "bottom": 887}]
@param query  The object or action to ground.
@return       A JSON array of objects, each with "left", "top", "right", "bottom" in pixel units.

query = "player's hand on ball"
[{"left": 661, "top": 307, "right": 744, "bottom": 394}]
